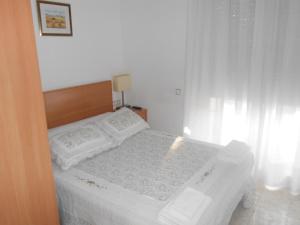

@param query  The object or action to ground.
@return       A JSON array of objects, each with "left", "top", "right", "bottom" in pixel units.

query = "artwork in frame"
[{"left": 37, "top": 1, "right": 73, "bottom": 36}]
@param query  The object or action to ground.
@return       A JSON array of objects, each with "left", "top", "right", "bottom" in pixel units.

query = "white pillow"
[
  {"left": 48, "top": 113, "right": 117, "bottom": 170},
  {"left": 98, "top": 107, "right": 150, "bottom": 144}
]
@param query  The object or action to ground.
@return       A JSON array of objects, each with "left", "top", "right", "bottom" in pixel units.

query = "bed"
[{"left": 44, "top": 81, "right": 255, "bottom": 225}]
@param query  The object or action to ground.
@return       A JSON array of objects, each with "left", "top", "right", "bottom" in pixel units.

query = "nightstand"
[{"left": 132, "top": 108, "right": 147, "bottom": 121}]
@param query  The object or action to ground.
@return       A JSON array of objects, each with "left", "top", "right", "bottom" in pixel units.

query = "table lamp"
[{"left": 112, "top": 74, "right": 132, "bottom": 108}]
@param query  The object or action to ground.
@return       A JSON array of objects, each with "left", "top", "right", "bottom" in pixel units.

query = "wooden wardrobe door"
[{"left": 0, "top": 1, "right": 60, "bottom": 225}]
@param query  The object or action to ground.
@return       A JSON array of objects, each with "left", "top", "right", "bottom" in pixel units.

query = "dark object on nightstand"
[
  {"left": 116, "top": 104, "right": 131, "bottom": 110},
  {"left": 132, "top": 106, "right": 142, "bottom": 110}
]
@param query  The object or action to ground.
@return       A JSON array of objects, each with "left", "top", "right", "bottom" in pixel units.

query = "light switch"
[{"left": 175, "top": 89, "right": 182, "bottom": 95}]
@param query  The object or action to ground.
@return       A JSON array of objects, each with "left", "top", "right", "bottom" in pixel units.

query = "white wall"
[
  {"left": 31, "top": 0, "right": 187, "bottom": 134},
  {"left": 120, "top": 0, "right": 187, "bottom": 134},
  {"left": 31, "top": 0, "right": 124, "bottom": 91}
]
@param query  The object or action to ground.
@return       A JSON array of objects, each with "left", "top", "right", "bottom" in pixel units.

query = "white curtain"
[{"left": 184, "top": 0, "right": 300, "bottom": 195}]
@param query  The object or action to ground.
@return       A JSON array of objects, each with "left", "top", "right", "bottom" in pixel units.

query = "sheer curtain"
[{"left": 184, "top": 0, "right": 300, "bottom": 194}]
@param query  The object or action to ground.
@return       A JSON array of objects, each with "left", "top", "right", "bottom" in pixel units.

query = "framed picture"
[{"left": 37, "top": 1, "right": 73, "bottom": 36}]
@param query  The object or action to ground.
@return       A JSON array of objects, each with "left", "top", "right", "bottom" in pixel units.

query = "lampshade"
[{"left": 112, "top": 74, "right": 132, "bottom": 92}]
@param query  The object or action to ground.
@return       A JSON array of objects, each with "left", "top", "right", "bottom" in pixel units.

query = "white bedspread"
[
  {"left": 53, "top": 129, "right": 253, "bottom": 225},
  {"left": 158, "top": 187, "right": 212, "bottom": 225}
]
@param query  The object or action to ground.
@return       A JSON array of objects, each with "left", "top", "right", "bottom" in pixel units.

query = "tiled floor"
[{"left": 229, "top": 186, "right": 300, "bottom": 225}]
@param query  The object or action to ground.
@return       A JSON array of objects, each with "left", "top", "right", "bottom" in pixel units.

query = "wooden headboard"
[{"left": 43, "top": 81, "right": 113, "bottom": 128}]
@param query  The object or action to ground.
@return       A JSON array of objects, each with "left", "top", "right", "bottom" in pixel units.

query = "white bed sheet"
[{"left": 53, "top": 130, "right": 253, "bottom": 225}]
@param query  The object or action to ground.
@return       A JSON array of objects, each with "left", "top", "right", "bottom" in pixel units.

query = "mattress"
[{"left": 53, "top": 129, "right": 253, "bottom": 225}]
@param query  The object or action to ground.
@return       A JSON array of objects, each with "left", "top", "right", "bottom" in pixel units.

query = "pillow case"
[
  {"left": 98, "top": 107, "right": 150, "bottom": 144},
  {"left": 48, "top": 113, "right": 117, "bottom": 170}
]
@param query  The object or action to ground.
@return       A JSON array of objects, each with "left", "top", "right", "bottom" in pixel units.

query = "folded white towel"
[
  {"left": 158, "top": 187, "right": 212, "bottom": 225},
  {"left": 218, "top": 140, "right": 252, "bottom": 164}
]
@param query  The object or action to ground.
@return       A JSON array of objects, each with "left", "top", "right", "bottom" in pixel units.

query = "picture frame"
[{"left": 37, "top": 1, "right": 73, "bottom": 36}]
